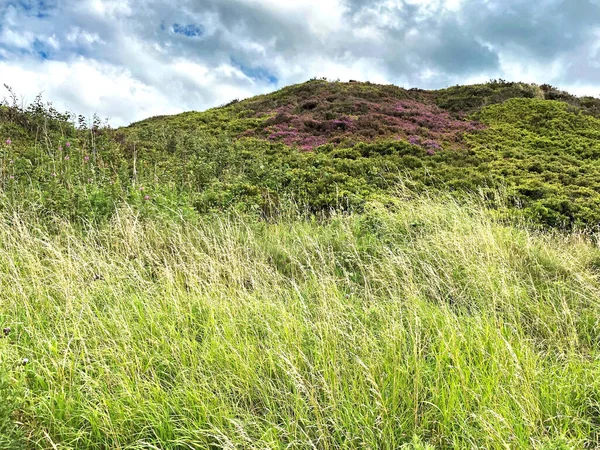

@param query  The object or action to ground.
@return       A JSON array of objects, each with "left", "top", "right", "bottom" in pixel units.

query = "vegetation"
[
  {"left": 1, "top": 79, "right": 600, "bottom": 448},
  {"left": 2, "top": 79, "right": 600, "bottom": 228},
  {"left": 3, "top": 194, "right": 600, "bottom": 449}
]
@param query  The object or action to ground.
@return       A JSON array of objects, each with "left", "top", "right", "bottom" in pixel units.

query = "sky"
[{"left": 1, "top": 0, "right": 599, "bottom": 126}]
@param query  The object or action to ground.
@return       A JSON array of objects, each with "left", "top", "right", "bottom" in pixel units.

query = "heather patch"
[{"left": 240, "top": 83, "right": 485, "bottom": 150}]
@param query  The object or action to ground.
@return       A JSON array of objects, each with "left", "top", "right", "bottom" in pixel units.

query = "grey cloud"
[
  {"left": 465, "top": 0, "right": 600, "bottom": 58},
  {"left": 424, "top": 21, "right": 499, "bottom": 74},
  {"left": 341, "top": 0, "right": 600, "bottom": 86}
]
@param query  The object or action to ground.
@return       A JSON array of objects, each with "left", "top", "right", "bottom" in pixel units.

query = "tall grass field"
[{"left": 2, "top": 192, "right": 600, "bottom": 449}]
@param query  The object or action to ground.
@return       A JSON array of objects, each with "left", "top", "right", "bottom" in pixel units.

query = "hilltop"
[{"left": 127, "top": 79, "right": 600, "bottom": 151}]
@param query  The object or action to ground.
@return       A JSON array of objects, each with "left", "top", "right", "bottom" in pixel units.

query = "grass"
[{"left": 1, "top": 192, "right": 600, "bottom": 448}]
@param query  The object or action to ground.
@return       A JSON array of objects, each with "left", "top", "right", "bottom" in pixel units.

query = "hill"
[
  {"left": 127, "top": 79, "right": 600, "bottom": 151},
  {"left": 2, "top": 79, "right": 600, "bottom": 228},
  {"left": 2, "top": 81, "right": 600, "bottom": 448}
]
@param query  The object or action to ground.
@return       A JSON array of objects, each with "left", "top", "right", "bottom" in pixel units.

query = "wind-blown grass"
[{"left": 1, "top": 193, "right": 600, "bottom": 449}]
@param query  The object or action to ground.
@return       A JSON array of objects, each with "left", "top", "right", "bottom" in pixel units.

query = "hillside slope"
[
  {"left": 124, "top": 80, "right": 600, "bottom": 227},
  {"left": 1, "top": 79, "right": 600, "bottom": 227},
  {"left": 3, "top": 82, "right": 600, "bottom": 448}
]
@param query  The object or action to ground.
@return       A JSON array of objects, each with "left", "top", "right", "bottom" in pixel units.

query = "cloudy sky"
[{"left": 1, "top": 0, "right": 599, "bottom": 126}]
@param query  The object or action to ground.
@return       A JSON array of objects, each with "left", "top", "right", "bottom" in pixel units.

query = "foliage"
[
  {"left": 433, "top": 79, "right": 600, "bottom": 117},
  {"left": 2, "top": 80, "right": 600, "bottom": 447},
  {"left": 2, "top": 80, "right": 600, "bottom": 230},
  {"left": 128, "top": 80, "right": 482, "bottom": 151}
]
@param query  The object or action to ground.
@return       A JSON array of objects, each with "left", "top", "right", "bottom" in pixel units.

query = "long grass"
[{"left": 1, "top": 194, "right": 600, "bottom": 449}]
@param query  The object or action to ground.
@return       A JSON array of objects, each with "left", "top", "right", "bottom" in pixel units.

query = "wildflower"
[
  {"left": 5, "top": 138, "right": 11, "bottom": 145},
  {"left": 139, "top": 186, "right": 144, "bottom": 191},
  {"left": 21, "top": 358, "right": 29, "bottom": 366},
  {"left": 3, "top": 327, "right": 10, "bottom": 336},
  {"left": 9, "top": 175, "right": 14, "bottom": 179},
  {"left": 58, "top": 146, "right": 63, "bottom": 151},
  {"left": 64, "top": 155, "right": 70, "bottom": 161},
  {"left": 51, "top": 172, "right": 57, "bottom": 177},
  {"left": 65, "top": 142, "right": 71, "bottom": 148},
  {"left": 144, "top": 195, "right": 150, "bottom": 201},
  {"left": 84, "top": 155, "right": 90, "bottom": 162}
]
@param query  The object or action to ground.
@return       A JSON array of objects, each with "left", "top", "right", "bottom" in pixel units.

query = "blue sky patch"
[
  {"left": 33, "top": 38, "right": 51, "bottom": 60},
  {"left": 4, "top": 0, "right": 55, "bottom": 18},
  {"left": 172, "top": 23, "right": 204, "bottom": 38},
  {"left": 232, "top": 59, "right": 278, "bottom": 84}
]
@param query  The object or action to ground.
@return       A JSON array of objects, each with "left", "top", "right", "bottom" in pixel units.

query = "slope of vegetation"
[
  {"left": 2, "top": 79, "right": 600, "bottom": 228},
  {"left": 1, "top": 80, "right": 600, "bottom": 448}
]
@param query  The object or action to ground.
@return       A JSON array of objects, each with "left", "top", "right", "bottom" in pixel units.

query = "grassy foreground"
[{"left": 1, "top": 193, "right": 600, "bottom": 449}]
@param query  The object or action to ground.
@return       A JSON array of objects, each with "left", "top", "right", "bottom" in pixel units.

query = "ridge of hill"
[{"left": 126, "top": 79, "right": 600, "bottom": 151}]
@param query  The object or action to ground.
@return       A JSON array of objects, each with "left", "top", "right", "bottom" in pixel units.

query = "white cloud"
[
  {"left": 0, "top": 29, "right": 35, "bottom": 49},
  {"left": 85, "top": 0, "right": 134, "bottom": 16},
  {"left": 66, "top": 29, "right": 104, "bottom": 46},
  {"left": 0, "top": 59, "right": 180, "bottom": 125}
]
